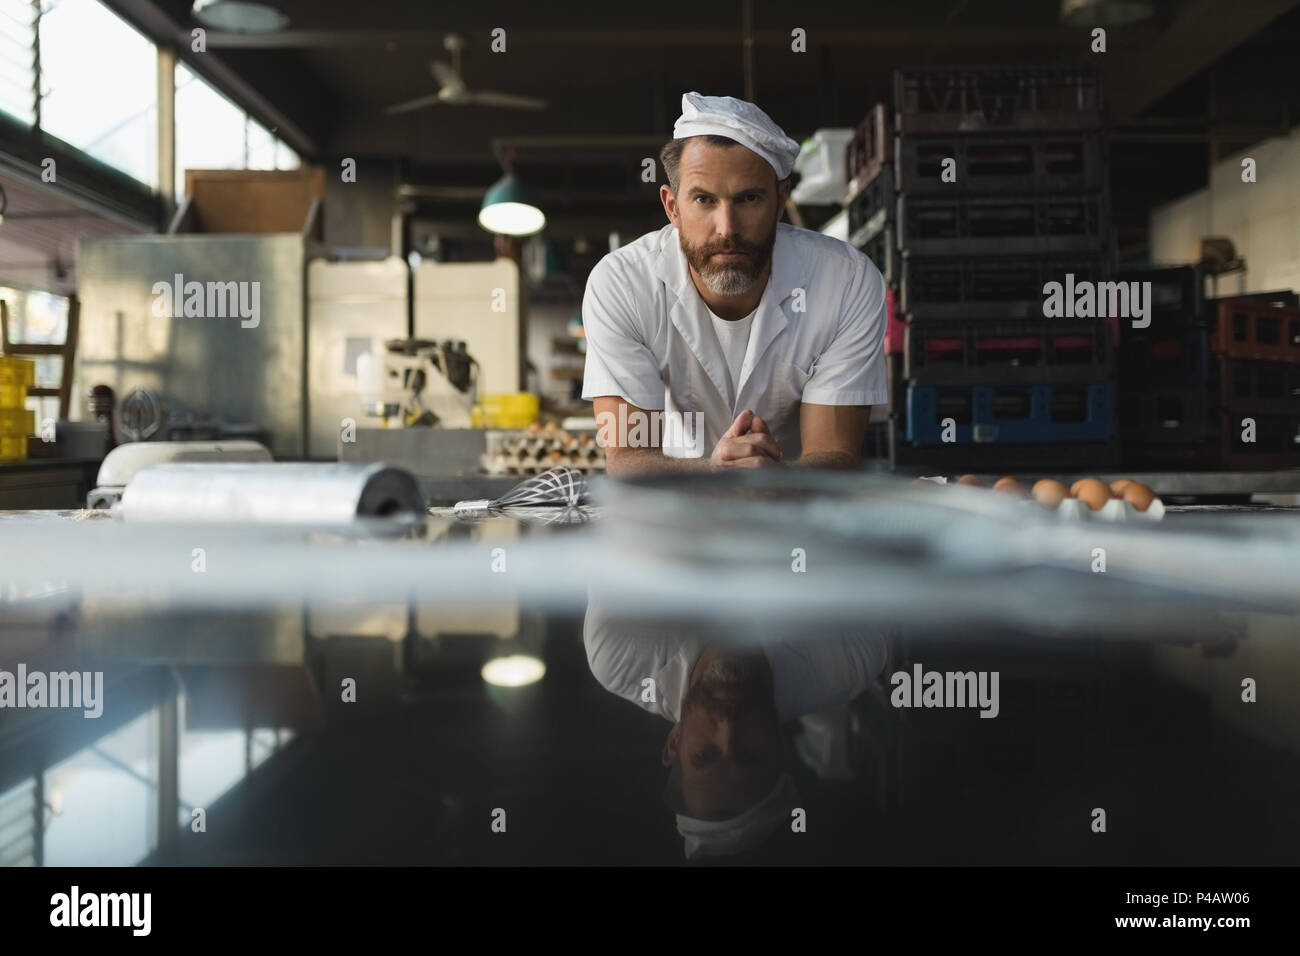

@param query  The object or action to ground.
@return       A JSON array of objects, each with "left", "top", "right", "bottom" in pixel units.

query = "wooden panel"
[{"left": 184, "top": 167, "right": 325, "bottom": 234}]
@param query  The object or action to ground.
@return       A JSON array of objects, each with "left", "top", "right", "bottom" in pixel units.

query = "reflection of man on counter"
[
  {"left": 581, "top": 92, "right": 889, "bottom": 477},
  {"left": 584, "top": 600, "right": 886, "bottom": 859}
]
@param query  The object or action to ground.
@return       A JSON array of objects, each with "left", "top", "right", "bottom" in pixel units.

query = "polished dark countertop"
[{"left": 3, "top": 470, "right": 1300, "bottom": 866}]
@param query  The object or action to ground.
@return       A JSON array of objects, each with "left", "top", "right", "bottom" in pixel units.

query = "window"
[
  {"left": 175, "top": 63, "right": 302, "bottom": 192},
  {"left": 0, "top": 0, "right": 37, "bottom": 125},
  {"left": 174, "top": 61, "right": 246, "bottom": 190},
  {"left": 4, "top": 0, "right": 304, "bottom": 198},
  {"left": 246, "top": 116, "right": 276, "bottom": 170},
  {"left": 37, "top": 0, "right": 158, "bottom": 187},
  {"left": 275, "top": 139, "right": 300, "bottom": 171}
]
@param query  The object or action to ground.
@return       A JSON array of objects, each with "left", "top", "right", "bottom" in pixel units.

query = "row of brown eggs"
[{"left": 953, "top": 474, "right": 1158, "bottom": 512}]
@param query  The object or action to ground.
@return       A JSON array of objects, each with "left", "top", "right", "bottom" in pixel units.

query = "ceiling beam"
[
  {"left": 196, "top": 27, "right": 1082, "bottom": 50},
  {"left": 1103, "top": 0, "right": 1300, "bottom": 117}
]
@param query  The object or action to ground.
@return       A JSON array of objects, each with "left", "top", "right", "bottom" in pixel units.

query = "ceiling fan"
[{"left": 384, "top": 33, "right": 548, "bottom": 115}]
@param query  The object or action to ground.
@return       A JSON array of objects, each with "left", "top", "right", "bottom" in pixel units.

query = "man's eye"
[{"left": 694, "top": 196, "right": 712, "bottom": 204}]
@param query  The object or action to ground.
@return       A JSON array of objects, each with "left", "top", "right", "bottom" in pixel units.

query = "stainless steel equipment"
[{"left": 75, "top": 234, "right": 309, "bottom": 457}]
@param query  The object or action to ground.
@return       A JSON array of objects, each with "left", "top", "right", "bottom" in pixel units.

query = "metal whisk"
[{"left": 449, "top": 467, "right": 590, "bottom": 519}]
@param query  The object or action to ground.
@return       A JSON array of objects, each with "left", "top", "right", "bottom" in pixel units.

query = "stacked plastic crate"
[
  {"left": 844, "top": 102, "right": 905, "bottom": 459},
  {"left": 1115, "top": 265, "right": 1300, "bottom": 469},
  {"left": 849, "top": 66, "right": 1116, "bottom": 470},
  {"left": 0, "top": 357, "right": 36, "bottom": 461}
]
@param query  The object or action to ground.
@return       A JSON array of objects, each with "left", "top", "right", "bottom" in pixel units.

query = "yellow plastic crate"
[
  {"left": 472, "top": 392, "right": 540, "bottom": 429},
  {"left": 0, "top": 356, "right": 36, "bottom": 410},
  {"left": 0, "top": 435, "right": 26, "bottom": 461},
  {"left": 0, "top": 407, "right": 35, "bottom": 435}
]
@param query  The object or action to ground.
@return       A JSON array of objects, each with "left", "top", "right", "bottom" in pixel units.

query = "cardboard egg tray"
[
  {"left": 481, "top": 429, "right": 606, "bottom": 476},
  {"left": 920, "top": 475, "right": 1166, "bottom": 522},
  {"left": 1049, "top": 496, "right": 1166, "bottom": 522}
]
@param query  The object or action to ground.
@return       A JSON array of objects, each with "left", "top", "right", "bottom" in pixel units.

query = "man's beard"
[{"left": 680, "top": 223, "right": 777, "bottom": 297}]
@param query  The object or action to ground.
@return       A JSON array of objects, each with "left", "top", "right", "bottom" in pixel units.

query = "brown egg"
[
  {"left": 956, "top": 474, "right": 983, "bottom": 487},
  {"left": 992, "top": 476, "right": 1027, "bottom": 496},
  {"left": 1121, "top": 481, "right": 1156, "bottom": 512},
  {"left": 1109, "top": 478, "right": 1133, "bottom": 498},
  {"left": 1031, "top": 479, "right": 1070, "bottom": 509},
  {"left": 1071, "top": 478, "right": 1111, "bottom": 511}
]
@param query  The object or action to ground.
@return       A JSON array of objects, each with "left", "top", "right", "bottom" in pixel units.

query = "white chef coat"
[
  {"left": 581, "top": 222, "right": 889, "bottom": 460},
  {"left": 583, "top": 597, "right": 886, "bottom": 723}
]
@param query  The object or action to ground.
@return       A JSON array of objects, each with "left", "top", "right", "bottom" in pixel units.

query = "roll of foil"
[{"left": 117, "top": 462, "right": 424, "bottom": 525}]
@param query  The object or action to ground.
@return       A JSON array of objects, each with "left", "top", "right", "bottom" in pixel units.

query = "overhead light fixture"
[
  {"left": 481, "top": 654, "right": 546, "bottom": 688},
  {"left": 1060, "top": 0, "right": 1153, "bottom": 27},
  {"left": 192, "top": 0, "right": 289, "bottom": 33},
  {"left": 477, "top": 171, "right": 546, "bottom": 237}
]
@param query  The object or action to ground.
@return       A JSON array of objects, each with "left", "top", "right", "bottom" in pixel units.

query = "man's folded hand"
[{"left": 710, "top": 409, "right": 783, "bottom": 470}]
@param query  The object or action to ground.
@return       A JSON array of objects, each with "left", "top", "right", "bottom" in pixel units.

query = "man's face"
[
  {"left": 663, "top": 139, "right": 788, "bottom": 297},
  {"left": 664, "top": 649, "right": 783, "bottom": 819}
]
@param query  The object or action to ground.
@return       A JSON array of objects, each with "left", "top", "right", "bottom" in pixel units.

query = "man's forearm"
[
  {"left": 788, "top": 450, "right": 860, "bottom": 470},
  {"left": 604, "top": 447, "right": 715, "bottom": 477}
]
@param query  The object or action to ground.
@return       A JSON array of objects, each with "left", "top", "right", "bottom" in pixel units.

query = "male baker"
[{"left": 581, "top": 91, "right": 889, "bottom": 476}]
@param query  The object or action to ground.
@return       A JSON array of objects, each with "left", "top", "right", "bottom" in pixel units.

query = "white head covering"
[
  {"left": 673, "top": 92, "right": 801, "bottom": 181},
  {"left": 671, "top": 771, "right": 801, "bottom": 860}
]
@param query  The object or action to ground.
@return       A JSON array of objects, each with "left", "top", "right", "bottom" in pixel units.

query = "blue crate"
[{"left": 905, "top": 382, "right": 1115, "bottom": 444}]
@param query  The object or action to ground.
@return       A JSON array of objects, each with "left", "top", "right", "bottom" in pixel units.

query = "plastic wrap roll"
[{"left": 118, "top": 462, "right": 424, "bottom": 524}]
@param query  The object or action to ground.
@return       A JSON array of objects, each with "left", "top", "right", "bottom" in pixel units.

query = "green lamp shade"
[{"left": 478, "top": 172, "right": 546, "bottom": 236}]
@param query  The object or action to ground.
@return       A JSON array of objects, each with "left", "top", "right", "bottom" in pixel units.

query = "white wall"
[{"left": 1150, "top": 124, "right": 1300, "bottom": 294}]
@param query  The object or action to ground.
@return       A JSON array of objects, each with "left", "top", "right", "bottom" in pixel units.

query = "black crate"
[
  {"left": 901, "top": 254, "right": 1111, "bottom": 320},
  {"left": 895, "top": 132, "right": 1104, "bottom": 195},
  {"left": 1117, "top": 325, "right": 1210, "bottom": 387},
  {"left": 863, "top": 419, "right": 892, "bottom": 460},
  {"left": 846, "top": 165, "right": 896, "bottom": 241},
  {"left": 1118, "top": 386, "right": 1211, "bottom": 445},
  {"left": 899, "top": 192, "right": 1108, "bottom": 257},
  {"left": 887, "top": 350, "right": 906, "bottom": 414},
  {"left": 1115, "top": 265, "right": 1205, "bottom": 327},
  {"left": 894, "top": 67, "right": 1102, "bottom": 134},
  {"left": 1217, "top": 410, "right": 1300, "bottom": 467},
  {"left": 906, "top": 317, "right": 1114, "bottom": 386},
  {"left": 889, "top": 430, "right": 1119, "bottom": 472},
  {"left": 1122, "top": 410, "right": 1300, "bottom": 471},
  {"left": 858, "top": 224, "right": 898, "bottom": 285}
]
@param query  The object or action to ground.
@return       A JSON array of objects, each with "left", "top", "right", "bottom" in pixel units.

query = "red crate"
[
  {"left": 884, "top": 288, "right": 905, "bottom": 355},
  {"left": 1216, "top": 356, "right": 1300, "bottom": 415},
  {"left": 1211, "top": 301, "right": 1300, "bottom": 362},
  {"left": 1217, "top": 409, "right": 1300, "bottom": 467},
  {"left": 844, "top": 104, "right": 892, "bottom": 201}
]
